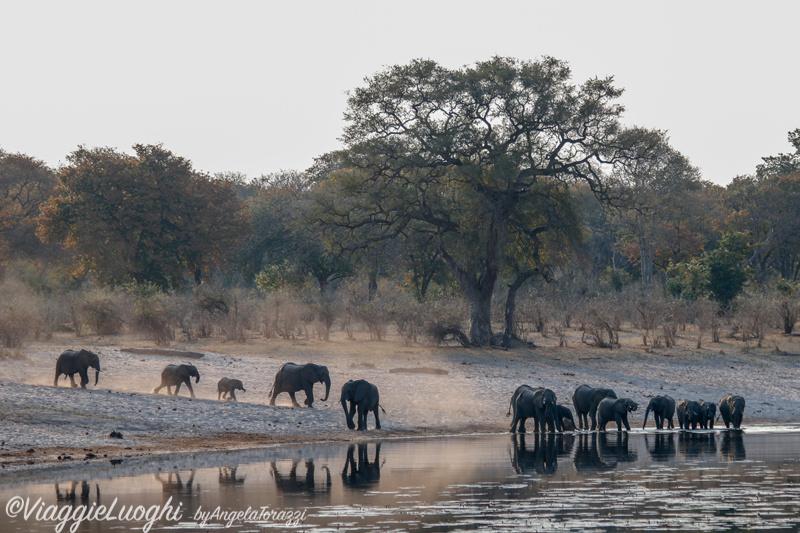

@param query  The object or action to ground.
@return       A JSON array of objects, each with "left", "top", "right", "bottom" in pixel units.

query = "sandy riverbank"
[{"left": 1, "top": 327, "right": 799, "bottom": 474}]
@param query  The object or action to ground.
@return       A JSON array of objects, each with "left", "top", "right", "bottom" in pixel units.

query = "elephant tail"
[{"left": 379, "top": 404, "right": 386, "bottom": 414}]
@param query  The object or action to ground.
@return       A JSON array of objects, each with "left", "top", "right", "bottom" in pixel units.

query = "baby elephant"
[
  {"left": 597, "top": 398, "right": 638, "bottom": 433},
  {"left": 698, "top": 400, "right": 716, "bottom": 429},
  {"left": 341, "top": 379, "right": 384, "bottom": 431},
  {"left": 557, "top": 405, "right": 576, "bottom": 431},
  {"left": 217, "top": 378, "right": 246, "bottom": 401},
  {"left": 676, "top": 399, "right": 703, "bottom": 430}
]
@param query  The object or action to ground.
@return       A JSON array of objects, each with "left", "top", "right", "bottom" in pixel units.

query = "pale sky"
[{"left": 2, "top": 1, "right": 798, "bottom": 185}]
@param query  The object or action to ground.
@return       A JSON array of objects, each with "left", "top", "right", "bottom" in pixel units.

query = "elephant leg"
[
  {"left": 79, "top": 371, "right": 89, "bottom": 389},
  {"left": 54, "top": 370, "right": 61, "bottom": 387},
  {"left": 357, "top": 405, "right": 367, "bottom": 430},
  {"left": 173, "top": 383, "right": 181, "bottom": 396},
  {"left": 185, "top": 381, "right": 196, "bottom": 399},
  {"left": 623, "top": 414, "right": 631, "bottom": 432},
  {"left": 218, "top": 390, "right": 222, "bottom": 400},
  {"left": 509, "top": 415, "right": 519, "bottom": 433},
  {"left": 288, "top": 392, "right": 300, "bottom": 407},
  {"left": 68, "top": 374, "right": 78, "bottom": 388},
  {"left": 668, "top": 417, "right": 674, "bottom": 430},
  {"left": 304, "top": 386, "right": 314, "bottom": 408},
  {"left": 373, "top": 408, "right": 381, "bottom": 430},
  {"left": 269, "top": 385, "right": 279, "bottom": 406},
  {"left": 347, "top": 401, "right": 357, "bottom": 430},
  {"left": 589, "top": 407, "right": 598, "bottom": 431},
  {"left": 230, "top": 390, "right": 237, "bottom": 401},
  {"left": 519, "top": 417, "right": 527, "bottom": 434}
]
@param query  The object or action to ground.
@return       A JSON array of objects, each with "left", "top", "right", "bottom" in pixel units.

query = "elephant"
[
  {"left": 271, "top": 459, "right": 331, "bottom": 494},
  {"left": 572, "top": 384, "right": 618, "bottom": 430},
  {"left": 217, "top": 377, "right": 246, "bottom": 401},
  {"left": 342, "top": 443, "right": 381, "bottom": 489},
  {"left": 597, "top": 397, "right": 638, "bottom": 433},
  {"left": 341, "top": 379, "right": 383, "bottom": 430},
  {"left": 699, "top": 400, "right": 716, "bottom": 429},
  {"left": 269, "top": 362, "right": 330, "bottom": 408},
  {"left": 153, "top": 364, "right": 200, "bottom": 398},
  {"left": 676, "top": 399, "right": 702, "bottom": 430},
  {"left": 509, "top": 386, "right": 559, "bottom": 434},
  {"left": 557, "top": 404, "right": 576, "bottom": 431},
  {"left": 718, "top": 394, "right": 745, "bottom": 429},
  {"left": 54, "top": 349, "right": 101, "bottom": 389},
  {"left": 642, "top": 395, "right": 676, "bottom": 430}
]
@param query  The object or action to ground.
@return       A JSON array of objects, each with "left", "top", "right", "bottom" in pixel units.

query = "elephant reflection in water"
[
  {"left": 55, "top": 481, "right": 99, "bottom": 505},
  {"left": 678, "top": 432, "right": 716, "bottom": 460},
  {"left": 270, "top": 459, "right": 331, "bottom": 494},
  {"left": 342, "top": 443, "right": 382, "bottom": 489},
  {"left": 510, "top": 433, "right": 574, "bottom": 475},
  {"left": 573, "top": 433, "right": 637, "bottom": 472},
  {"left": 219, "top": 467, "right": 246, "bottom": 486},
  {"left": 154, "top": 471, "right": 199, "bottom": 498},
  {"left": 645, "top": 433, "right": 677, "bottom": 462},
  {"left": 154, "top": 470, "right": 200, "bottom": 518},
  {"left": 719, "top": 431, "right": 746, "bottom": 461}
]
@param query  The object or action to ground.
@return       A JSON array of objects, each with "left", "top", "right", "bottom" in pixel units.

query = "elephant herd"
[
  {"left": 52, "top": 349, "right": 382, "bottom": 431},
  {"left": 508, "top": 383, "right": 747, "bottom": 434}
]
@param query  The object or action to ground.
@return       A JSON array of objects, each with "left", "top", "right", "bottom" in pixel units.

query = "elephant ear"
[{"left": 301, "top": 364, "right": 319, "bottom": 383}]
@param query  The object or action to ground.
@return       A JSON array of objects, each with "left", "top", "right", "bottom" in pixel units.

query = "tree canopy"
[
  {"left": 38, "top": 144, "right": 248, "bottom": 289},
  {"left": 317, "top": 56, "right": 637, "bottom": 345}
]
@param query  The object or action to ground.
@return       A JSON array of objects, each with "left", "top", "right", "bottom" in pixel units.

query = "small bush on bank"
[
  {"left": 79, "top": 287, "right": 128, "bottom": 335},
  {"left": 129, "top": 282, "right": 175, "bottom": 346}
]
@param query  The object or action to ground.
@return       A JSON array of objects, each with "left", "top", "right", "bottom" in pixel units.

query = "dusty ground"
[{"left": 1, "top": 323, "right": 799, "bottom": 474}]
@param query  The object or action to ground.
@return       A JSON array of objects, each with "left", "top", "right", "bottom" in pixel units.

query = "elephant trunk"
[
  {"left": 642, "top": 407, "right": 651, "bottom": 430},
  {"left": 321, "top": 376, "right": 330, "bottom": 402},
  {"left": 95, "top": 369, "right": 99, "bottom": 386}
]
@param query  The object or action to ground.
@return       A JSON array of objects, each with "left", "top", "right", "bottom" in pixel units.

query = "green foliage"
[
  {"left": 666, "top": 260, "right": 709, "bottom": 300},
  {"left": 705, "top": 232, "right": 752, "bottom": 307},
  {"left": 601, "top": 267, "right": 634, "bottom": 292},
  {"left": 255, "top": 261, "right": 302, "bottom": 293}
]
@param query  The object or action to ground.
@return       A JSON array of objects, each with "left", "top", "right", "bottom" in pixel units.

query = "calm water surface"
[{"left": 2, "top": 428, "right": 800, "bottom": 532}]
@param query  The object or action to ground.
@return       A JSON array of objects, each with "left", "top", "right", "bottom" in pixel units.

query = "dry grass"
[{"left": 0, "top": 348, "right": 28, "bottom": 360}]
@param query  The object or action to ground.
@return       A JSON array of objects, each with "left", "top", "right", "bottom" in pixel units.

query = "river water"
[{"left": 2, "top": 428, "right": 800, "bottom": 532}]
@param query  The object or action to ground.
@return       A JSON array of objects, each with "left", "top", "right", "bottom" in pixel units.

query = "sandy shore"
[{"left": 1, "top": 327, "right": 799, "bottom": 474}]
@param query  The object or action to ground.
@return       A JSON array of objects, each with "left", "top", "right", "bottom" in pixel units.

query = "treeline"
[{"left": 1, "top": 57, "right": 800, "bottom": 348}]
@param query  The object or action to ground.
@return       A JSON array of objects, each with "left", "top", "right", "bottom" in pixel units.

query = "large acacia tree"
[
  {"left": 319, "top": 56, "right": 636, "bottom": 346},
  {"left": 39, "top": 144, "right": 248, "bottom": 289}
]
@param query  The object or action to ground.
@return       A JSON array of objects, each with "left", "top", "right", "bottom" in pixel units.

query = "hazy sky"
[{"left": 2, "top": 1, "right": 797, "bottom": 185}]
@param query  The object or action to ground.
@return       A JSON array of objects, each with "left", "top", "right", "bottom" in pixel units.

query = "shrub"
[
  {"left": 694, "top": 298, "right": 721, "bottom": 347},
  {"left": 580, "top": 303, "right": 619, "bottom": 348},
  {"left": 0, "top": 302, "right": 35, "bottom": 347},
  {"left": 424, "top": 296, "right": 469, "bottom": 347},
  {"left": 79, "top": 287, "right": 128, "bottom": 335},
  {"left": 128, "top": 283, "right": 175, "bottom": 346}
]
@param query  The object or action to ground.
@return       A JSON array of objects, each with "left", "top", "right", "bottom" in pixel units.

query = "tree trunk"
[
  {"left": 368, "top": 262, "right": 378, "bottom": 301},
  {"left": 503, "top": 270, "right": 536, "bottom": 348},
  {"left": 465, "top": 282, "right": 494, "bottom": 347},
  {"left": 640, "top": 238, "right": 654, "bottom": 292}
]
